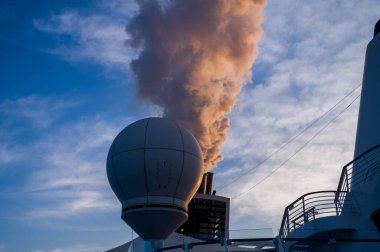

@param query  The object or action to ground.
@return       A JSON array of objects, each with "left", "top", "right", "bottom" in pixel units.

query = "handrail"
[
  {"left": 279, "top": 190, "right": 358, "bottom": 238},
  {"left": 344, "top": 144, "right": 380, "bottom": 168},
  {"left": 279, "top": 145, "right": 380, "bottom": 238},
  {"left": 337, "top": 144, "right": 380, "bottom": 195},
  {"left": 282, "top": 190, "right": 340, "bottom": 212}
]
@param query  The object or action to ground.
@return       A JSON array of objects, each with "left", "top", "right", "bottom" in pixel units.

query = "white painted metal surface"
[{"left": 107, "top": 117, "right": 204, "bottom": 241}]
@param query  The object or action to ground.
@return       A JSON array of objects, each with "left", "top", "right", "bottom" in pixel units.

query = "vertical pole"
[
  {"left": 182, "top": 243, "right": 190, "bottom": 252},
  {"left": 274, "top": 236, "right": 285, "bottom": 252},
  {"left": 149, "top": 240, "right": 163, "bottom": 252},
  {"left": 223, "top": 238, "right": 229, "bottom": 252},
  {"left": 335, "top": 191, "right": 339, "bottom": 216},
  {"left": 286, "top": 208, "right": 290, "bottom": 234},
  {"left": 364, "top": 167, "right": 370, "bottom": 183},
  {"left": 345, "top": 167, "right": 350, "bottom": 191},
  {"left": 302, "top": 197, "right": 306, "bottom": 223}
]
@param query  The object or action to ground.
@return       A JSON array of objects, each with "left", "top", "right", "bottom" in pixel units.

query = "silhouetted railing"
[
  {"left": 337, "top": 144, "right": 380, "bottom": 194},
  {"left": 279, "top": 191, "right": 359, "bottom": 238},
  {"left": 280, "top": 145, "right": 380, "bottom": 238}
]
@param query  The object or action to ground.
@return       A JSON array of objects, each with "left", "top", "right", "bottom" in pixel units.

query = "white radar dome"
[{"left": 107, "top": 117, "right": 204, "bottom": 240}]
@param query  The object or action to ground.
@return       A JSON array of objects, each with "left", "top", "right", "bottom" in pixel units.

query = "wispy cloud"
[
  {"left": 98, "top": 0, "right": 138, "bottom": 17},
  {"left": 28, "top": 190, "right": 115, "bottom": 218},
  {"left": 33, "top": 0, "right": 138, "bottom": 68},
  {"left": 0, "top": 143, "right": 21, "bottom": 166},
  {"left": 25, "top": 116, "right": 129, "bottom": 218},
  {"left": 0, "top": 94, "right": 81, "bottom": 169},
  {"left": 0, "top": 94, "right": 80, "bottom": 128},
  {"left": 0, "top": 93, "right": 134, "bottom": 218}
]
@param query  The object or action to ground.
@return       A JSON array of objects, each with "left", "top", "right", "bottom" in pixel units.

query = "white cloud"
[
  {"left": 33, "top": 0, "right": 138, "bottom": 68},
  {"left": 0, "top": 95, "right": 81, "bottom": 168},
  {"left": 28, "top": 190, "right": 115, "bottom": 218},
  {"left": 0, "top": 143, "right": 20, "bottom": 166},
  {"left": 213, "top": 0, "right": 380, "bottom": 231},
  {"left": 25, "top": 116, "right": 130, "bottom": 218},
  {"left": 0, "top": 91, "right": 155, "bottom": 221},
  {"left": 0, "top": 94, "right": 80, "bottom": 128},
  {"left": 0, "top": 94, "right": 133, "bottom": 218},
  {"left": 98, "top": 0, "right": 138, "bottom": 17}
]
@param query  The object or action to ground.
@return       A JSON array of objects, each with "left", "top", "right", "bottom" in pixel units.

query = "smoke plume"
[{"left": 127, "top": 0, "right": 266, "bottom": 171}]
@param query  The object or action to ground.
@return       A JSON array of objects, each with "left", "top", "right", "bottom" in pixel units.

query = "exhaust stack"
[{"left": 352, "top": 19, "right": 380, "bottom": 190}]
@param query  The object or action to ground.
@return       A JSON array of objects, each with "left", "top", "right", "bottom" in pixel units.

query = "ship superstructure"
[{"left": 277, "top": 18, "right": 380, "bottom": 252}]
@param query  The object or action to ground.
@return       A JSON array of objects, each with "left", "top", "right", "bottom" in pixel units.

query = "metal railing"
[
  {"left": 279, "top": 191, "right": 359, "bottom": 238},
  {"left": 279, "top": 145, "right": 380, "bottom": 238},
  {"left": 337, "top": 144, "right": 380, "bottom": 193}
]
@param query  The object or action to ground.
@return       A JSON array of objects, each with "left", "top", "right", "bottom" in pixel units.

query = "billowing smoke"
[{"left": 127, "top": 0, "right": 266, "bottom": 171}]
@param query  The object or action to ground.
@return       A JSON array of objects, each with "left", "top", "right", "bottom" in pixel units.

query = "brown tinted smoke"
[{"left": 127, "top": 0, "right": 266, "bottom": 171}]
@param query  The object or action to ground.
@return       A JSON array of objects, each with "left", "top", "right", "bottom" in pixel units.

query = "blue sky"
[{"left": 1, "top": 0, "right": 380, "bottom": 251}]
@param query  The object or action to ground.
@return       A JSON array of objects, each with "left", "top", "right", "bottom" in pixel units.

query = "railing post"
[
  {"left": 274, "top": 236, "right": 285, "bottom": 252},
  {"left": 221, "top": 238, "right": 230, "bottom": 252},
  {"left": 364, "top": 168, "right": 370, "bottom": 183},
  {"left": 302, "top": 197, "right": 307, "bottom": 223},
  {"left": 335, "top": 191, "right": 339, "bottom": 216},
  {"left": 345, "top": 167, "right": 350, "bottom": 191},
  {"left": 182, "top": 243, "right": 191, "bottom": 252},
  {"left": 286, "top": 208, "right": 290, "bottom": 234}
]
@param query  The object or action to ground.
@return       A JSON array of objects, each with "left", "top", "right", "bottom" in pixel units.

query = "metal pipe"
[{"left": 206, "top": 172, "right": 214, "bottom": 194}]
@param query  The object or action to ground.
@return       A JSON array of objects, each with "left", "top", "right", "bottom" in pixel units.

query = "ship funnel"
[
  {"left": 374, "top": 19, "right": 380, "bottom": 38},
  {"left": 352, "top": 19, "right": 380, "bottom": 190}
]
